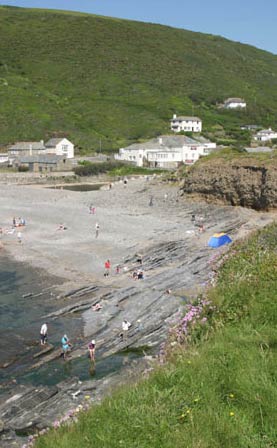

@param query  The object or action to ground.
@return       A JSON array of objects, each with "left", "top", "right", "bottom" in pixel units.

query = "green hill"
[{"left": 1, "top": 5, "right": 277, "bottom": 153}]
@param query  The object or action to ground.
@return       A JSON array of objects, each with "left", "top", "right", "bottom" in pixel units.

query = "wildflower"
[
  {"left": 229, "top": 411, "right": 235, "bottom": 416},
  {"left": 85, "top": 395, "right": 91, "bottom": 400},
  {"left": 194, "top": 398, "right": 200, "bottom": 403},
  {"left": 187, "top": 360, "right": 191, "bottom": 364},
  {"left": 186, "top": 409, "right": 191, "bottom": 414},
  {"left": 229, "top": 393, "right": 234, "bottom": 398}
]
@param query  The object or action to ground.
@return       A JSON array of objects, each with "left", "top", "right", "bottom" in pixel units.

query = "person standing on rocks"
[
  {"left": 95, "top": 222, "right": 100, "bottom": 238},
  {"left": 88, "top": 339, "right": 96, "bottom": 363},
  {"left": 61, "top": 334, "right": 72, "bottom": 360},
  {"left": 40, "top": 322, "right": 48, "bottom": 345},
  {"left": 121, "top": 319, "right": 131, "bottom": 341}
]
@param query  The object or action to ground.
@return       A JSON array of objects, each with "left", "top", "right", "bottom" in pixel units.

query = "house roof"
[
  {"left": 256, "top": 128, "right": 276, "bottom": 135},
  {"left": 9, "top": 142, "right": 46, "bottom": 151},
  {"left": 170, "top": 116, "right": 201, "bottom": 122},
  {"left": 224, "top": 97, "right": 245, "bottom": 104},
  {"left": 45, "top": 138, "right": 64, "bottom": 147},
  {"left": 245, "top": 147, "right": 274, "bottom": 153},
  {"left": 123, "top": 135, "right": 201, "bottom": 151},
  {"left": 18, "top": 155, "right": 65, "bottom": 164}
]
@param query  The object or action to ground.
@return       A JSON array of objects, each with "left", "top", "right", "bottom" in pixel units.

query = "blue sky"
[{"left": 1, "top": 0, "right": 277, "bottom": 55}]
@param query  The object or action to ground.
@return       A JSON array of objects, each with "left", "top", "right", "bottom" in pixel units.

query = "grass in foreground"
[{"left": 35, "top": 224, "right": 277, "bottom": 448}]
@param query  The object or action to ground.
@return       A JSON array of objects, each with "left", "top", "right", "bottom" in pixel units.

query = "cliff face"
[{"left": 180, "top": 160, "right": 277, "bottom": 210}]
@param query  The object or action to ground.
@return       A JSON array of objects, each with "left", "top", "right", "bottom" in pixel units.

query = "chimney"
[
  {"left": 159, "top": 137, "right": 163, "bottom": 145},
  {"left": 40, "top": 140, "right": 44, "bottom": 146},
  {"left": 29, "top": 144, "right": 32, "bottom": 156},
  {"left": 173, "top": 114, "right": 177, "bottom": 119}
]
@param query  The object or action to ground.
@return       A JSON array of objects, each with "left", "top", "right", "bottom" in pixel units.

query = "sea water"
[{"left": 0, "top": 255, "right": 138, "bottom": 389}]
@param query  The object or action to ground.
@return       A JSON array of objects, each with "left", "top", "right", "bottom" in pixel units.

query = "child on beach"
[{"left": 61, "top": 334, "right": 72, "bottom": 360}]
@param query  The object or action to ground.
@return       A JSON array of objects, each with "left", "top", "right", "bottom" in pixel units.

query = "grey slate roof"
[
  {"left": 170, "top": 116, "right": 201, "bottom": 121},
  {"left": 244, "top": 147, "right": 273, "bottom": 153},
  {"left": 124, "top": 135, "right": 200, "bottom": 151},
  {"left": 18, "top": 155, "right": 65, "bottom": 164},
  {"left": 45, "top": 138, "right": 64, "bottom": 147},
  {"left": 9, "top": 142, "right": 46, "bottom": 151},
  {"left": 224, "top": 97, "right": 245, "bottom": 104}
]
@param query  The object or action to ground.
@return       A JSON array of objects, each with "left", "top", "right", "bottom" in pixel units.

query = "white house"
[
  {"left": 45, "top": 138, "right": 74, "bottom": 159},
  {"left": 170, "top": 115, "right": 202, "bottom": 133},
  {"left": 0, "top": 153, "right": 9, "bottom": 164},
  {"left": 8, "top": 138, "right": 74, "bottom": 159},
  {"left": 253, "top": 128, "right": 277, "bottom": 142},
  {"left": 223, "top": 98, "right": 246, "bottom": 109},
  {"left": 115, "top": 135, "right": 215, "bottom": 169}
]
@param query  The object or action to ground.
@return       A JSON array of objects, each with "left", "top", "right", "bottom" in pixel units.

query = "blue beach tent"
[{"left": 208, "top": 233, "right": 232, "bottom": 248}]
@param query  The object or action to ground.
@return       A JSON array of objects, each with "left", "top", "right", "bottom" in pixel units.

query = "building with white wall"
[
  {"left": 223, "top": 98, "right": 246, "bottom": 109},
  {"left": 45, "top": 138, "right": 74, "bottom": 159},
  {"left": 115, "top": 135, "right": 215, "bottom": 169},
  {"left": 8, "top": 138, "right": 74, "bottom": 159},
  {"left": 253, "top": 128, "right": 277, "bottom": 142},
  {"left": 170, "top": 115, "right": 202, "bottom": 133}
]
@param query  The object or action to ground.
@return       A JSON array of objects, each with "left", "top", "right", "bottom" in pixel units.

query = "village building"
[
  {"left": 253, "top": 128, "right": 277, "bottom": 142},
  {"left": 244, "top": 147, "right": 274, "bottom": 154},
  {"left": 170, "top": 115, "right": 202, "bottom": 133},
  {"left": 8, "top": 138, "right": 74, "bottom": 159},
  {"left": 223, "top": 98, "right": 246, "bottom": 109},
  {"left": 45, "top": 138, "right": 74, "bottom": 159},
  {"left": 0, "top": 153, "right": 9, "bottom": 165},
  {"left": 115, "top": 135, "right": 215, "bottom": 169},
  {"left": 8, "top": 141, "right": 46, "bottom": 158},
  {"left": 13, "top": 155, "right": 73, "bottom": 173}
]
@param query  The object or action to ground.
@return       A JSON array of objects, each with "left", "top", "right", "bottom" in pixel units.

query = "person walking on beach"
[
  {"left": 88, "top": 339, "right": 96, "bottom": 363},
  {"left": 95, "top": 222, "right": 100, "bottom": 238},
  {"left": 104, "top": 259, "right": 111, "bottom": 277},
  {"left": 121, "top": 319, "right": 131, "bottom": 341},
  {"left": 40, "top": 323, "right": 48, "bottom": 345},
  {"left": 61, "top": 334, "right": 72, "bottom": 360}
]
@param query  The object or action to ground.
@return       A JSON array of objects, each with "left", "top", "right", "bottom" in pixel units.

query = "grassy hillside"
[
  {"left": 34, "top": 224, "right": 277, "bottom": 448},
  {"left": 1, "top": 6, "right": 277, "bottom": 153}
]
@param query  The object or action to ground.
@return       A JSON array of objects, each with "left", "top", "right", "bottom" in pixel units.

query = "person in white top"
[
  {"left": 121, "top": 319, "right": 131, "bottom": 340},
  {"left": 40, "top": 323, "right": 48, "bottom": 345}
]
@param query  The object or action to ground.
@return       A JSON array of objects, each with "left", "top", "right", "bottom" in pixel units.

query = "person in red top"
[{"left": 104, "top": 259, "right": 111, "bottom": 277}]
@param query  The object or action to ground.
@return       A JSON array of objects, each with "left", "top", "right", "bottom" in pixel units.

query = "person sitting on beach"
[
  {"left": 88, "top": 340, "right": 96, "bottom": 362},
  {"left": 137, "top": 271, "right": 144, "bottom": 280},
  {"left": 61, "top": 334, "right": 72, "bottom": 360},
  {"left": 57, "top": 224, "right": 67, "bottom": 231},
  {"left": 92, "top": 303, "right": 102, "bottom": 312},
  {"left": 132, "top": 270, "right": 138, "bottom": 280}
]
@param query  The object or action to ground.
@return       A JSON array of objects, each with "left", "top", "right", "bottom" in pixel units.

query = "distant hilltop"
[{"left": 1, "top": 6, "right": 277, "bottom": 152}]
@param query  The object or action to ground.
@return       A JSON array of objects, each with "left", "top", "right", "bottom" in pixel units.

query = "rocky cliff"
[{"left": 180, "top": 157, "right": 277, "bottom": 210}]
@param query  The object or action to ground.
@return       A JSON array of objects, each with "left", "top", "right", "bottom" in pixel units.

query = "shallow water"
[
  {"left": 0, "top": 255, "right": 82, "bottom": 383},
  {"left": 0, "top": 255, "right": 139, "bottom": 390},
  {"left": 48, "top": 184, "right": 105, "bottom": 192}
]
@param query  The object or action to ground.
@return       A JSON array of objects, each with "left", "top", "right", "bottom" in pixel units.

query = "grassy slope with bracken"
[
  {"left": 1, "top": 6, "right": 277, "bottom": 152},
  {"left": 34, "top": 224, "right": 277, "bottom": 448}
]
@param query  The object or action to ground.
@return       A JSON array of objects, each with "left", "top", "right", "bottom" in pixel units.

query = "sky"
[{"left": 1, "top": 0, "right": 277, "bottom": 55}]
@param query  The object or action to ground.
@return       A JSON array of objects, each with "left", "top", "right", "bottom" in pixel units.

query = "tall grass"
[
  {"left": 1, "top": 7, "right": 277, "bottom": 151},
  {"left": 35, "top": 224, "right": 277, "bottom": 448}
]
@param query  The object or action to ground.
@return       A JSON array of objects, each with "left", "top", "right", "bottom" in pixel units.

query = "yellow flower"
[
  {"left": 85, "top": 395, "right": 90, "bottom": 400},
  {"left": 229, "top": 393, "right": 234, "bottom": 398},
  {"left": 187, "top": 361, "right": 191, "bottom": 365},
  {"left": 181, "top": 414, "right": 185, "bottom": 418},
  {"left": 229, "top": 411, "right": 235, "bottom": 416},
  {"left": 194, "top": 398, "right": 199, "bottom": 403},
  {"left": 186, "top": 409, "right": 191, "bottom": 414}
]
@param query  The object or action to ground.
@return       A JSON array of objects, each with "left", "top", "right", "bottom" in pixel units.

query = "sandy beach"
[{"left": 0, "top": 176, "right": 275, "bottom": 288}]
